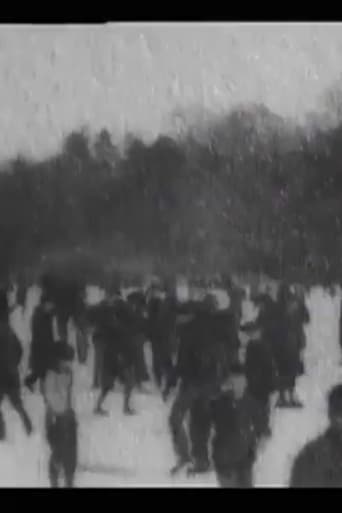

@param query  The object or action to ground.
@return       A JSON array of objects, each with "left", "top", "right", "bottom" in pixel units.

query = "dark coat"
[
  {"left": 211, "top": 391, "right": 258, "bottom": 476},
  {"left": 287, "top": 300, "right": 310, "bottom": 352},
  {"left": 272, "top": 300, "right": 305, "bottom": 381},
  {"left": 244, "top": 297, "right": 302, "bottom": 382},
  {"left": 0, "top": 320, "right": 22, "bottom": 390},
  {"left": 290, "top": 428, "right": 342, "bottom": 488},
  {"left": 176, "top": 311, "right": 230, "bottom": 387},
  {"left": 91, "top": 300, "right": 146, "bottom": 378},
  {"left": 211, "top": 308, "right": 240, "bottom": 365},
  {"left": 41, "top": 273, "right": 84, "bottom": 322},
  {"left": 147, "top": 296, "right": 165, "bottom": 341},
  {"left": 240, "top": 297, "right": 283, "bottom": 349},
  {"left": 245, "top": 338, "right": 277, "bottom": 400},
  {"left": 30, "top": 306, "right": 55, "bottom": 375}
]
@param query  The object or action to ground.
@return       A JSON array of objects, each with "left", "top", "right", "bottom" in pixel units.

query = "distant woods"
[{"left": 2, "top": 96, "right": 342, "bottom": 286}]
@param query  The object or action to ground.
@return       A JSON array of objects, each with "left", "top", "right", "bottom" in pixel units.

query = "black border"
[{"left": 2, "top": 4, "right": 342, "bottom": 23}]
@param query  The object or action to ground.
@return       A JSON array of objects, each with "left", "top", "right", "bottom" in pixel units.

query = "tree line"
[{"left": 1, "top": 97, "right": 342, "bottom": 288}]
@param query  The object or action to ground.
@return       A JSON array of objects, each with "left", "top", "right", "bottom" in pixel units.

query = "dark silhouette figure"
[
  {"left": 147, "top": 292, "right": 175, "bottom": 391},
  {"left": 92, "top": 298, "right": 147, "bottom": 416},
  {"left": 0, "top": 290, "right": 32, "bottom": 439},
  {"left": 166, "top": 297, "right": 232, "bottom": 475},
  {"left": 44, "top": 341, "right": 77, "bottom": 488},
  {"left": 290, "top": 384, "right": 342, "bottom": 487},
  {"left": 244, "top": 336, "right": 276, "bottom": 440},
  {"left": 25, "top": 293, "right": 56, "bottom": 392},
  {"left": 273, "top": 285, "right": 307, "bottom": 408},
  {"left": 211, "top": 384, "right": 259, "bottom": 488}
]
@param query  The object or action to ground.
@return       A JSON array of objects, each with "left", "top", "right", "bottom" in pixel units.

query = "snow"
[{"left": 0, "top": 284, "right": 341, "bottom": 487}]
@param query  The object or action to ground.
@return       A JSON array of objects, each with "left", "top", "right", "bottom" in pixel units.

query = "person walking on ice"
[
  {"left": 0, "top": 288, "right": 32, "bottom": 440},
  {"left": 43, "top": 340, "right": 78, "bottom": 488}
]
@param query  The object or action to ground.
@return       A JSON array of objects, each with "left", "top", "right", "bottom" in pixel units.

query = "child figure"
[{"left": 43, "top": 341, "right": 77, "bottom": 488}]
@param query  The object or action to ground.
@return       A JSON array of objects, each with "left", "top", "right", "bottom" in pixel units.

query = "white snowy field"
[{"left": 0, "top": 284, "right": 341, "bottom": 487}]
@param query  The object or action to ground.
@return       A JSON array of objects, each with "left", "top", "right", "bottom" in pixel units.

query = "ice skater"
[
  {"left": 165, "top": 295, "right": 231, "bottom": 475},
  {"left": 43, "top": 340, "right": 77, "bottom": 488},
  {"left": 211, "top": 373, "right": 259, "bottom": 488},
  {"left": 0, "top": 289, "right": 32, "bottom": 439},
  {"left": 25, "top": 293, "right": 57, "bottom": 393}
]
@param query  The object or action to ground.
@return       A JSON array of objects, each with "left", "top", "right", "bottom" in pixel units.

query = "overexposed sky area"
[{"left": 0, "top": 23, "right": 342, "bottom": 161}]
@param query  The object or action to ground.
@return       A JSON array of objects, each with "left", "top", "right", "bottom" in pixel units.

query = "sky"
[{"left": 0, "top": 23, "right": 342, "bottom": 161}]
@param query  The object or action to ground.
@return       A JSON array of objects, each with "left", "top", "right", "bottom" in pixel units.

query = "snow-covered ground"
[{"left": 0, "top": 285, "right": 341, "bottom": 487}]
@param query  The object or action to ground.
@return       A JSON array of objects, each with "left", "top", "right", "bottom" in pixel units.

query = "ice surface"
[{"left": 0, "top": 285, "right": 341, "bottom": 487}]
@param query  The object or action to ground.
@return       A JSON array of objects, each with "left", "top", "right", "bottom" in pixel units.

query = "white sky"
[{"left": 0, "top": 23, "right": 342, "bottom": 161}]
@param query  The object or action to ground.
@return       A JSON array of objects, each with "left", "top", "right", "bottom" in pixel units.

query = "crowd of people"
[{"left": 1, "top": 271, "right": 342, "bottom": 488}]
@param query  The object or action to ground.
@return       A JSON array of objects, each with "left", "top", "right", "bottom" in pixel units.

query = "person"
[
  {"left": 156, "top": 296, "right": 179, "bottom": 396},
  {"left": 273, "top": 284, "right": 304, "bottom": 408},
  {"left": 211, "top": 373, "right": 259, "bottom": 488},
  {"left": 86, "top": 296, "right": 117, "bottom": 390},
  {"left": 243, "top": 330, "right": 276, "bottom": 441},
  {"left": 147, "top": 287, "right": 170, "bottom": 390},
  {"left": 91, "top": 299, "right": 120, "bottom": 414},
  {"left": 25, "top": 293, "right": 56, "bottom": 392},
  {"left": 182, "top": 292, "right": 243, "bottom": 476},
  {"left": 290, "top": 383, "right": 342, "bottom": 487},
  {"left": 40, "top": 273, "right": 85, "bottom": 342},
  {"left": 239, "top": 291, "right": 278, "bottom": 440},
  {"left": 94, "top": 297, "right": 145, "bottom": 416},
  {"left": 287, "top": 289, "right": 310, "bottom": 378},
  {"left": 74, "top": 312, "right": 89, "bottom": 365},
  {"left": 0, "top": 289, "right": 32, "bottom": 439},
  {"left": 186, "top": 396, "right": 213, "bottom": 475},
  {"left": 223, "top": 275, "right": 244, "bottom": 331},
  {"left": 126, "top": 290, "right": 150, "bottom": 389},
  {"left": 165, "top": 295, "right": 231, "bottom": 475},
  {"left": 91, "top": 307, "right": 106, "bottom": 390},
  {"left": 212, "top": 296, "right": 241, "bottom": 375},
  {"left": 241, "top": 289, "right": 296, "bottom": 408},
  {"left": 43, "top": 340, "right": 77, "bottom": 488}
]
